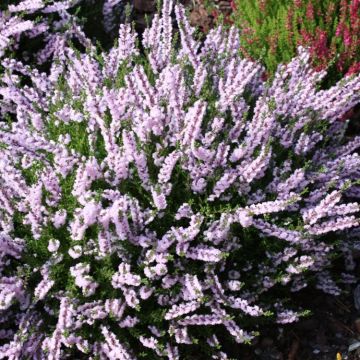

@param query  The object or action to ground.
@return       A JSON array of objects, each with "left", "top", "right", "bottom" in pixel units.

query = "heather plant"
[
  {"left": 0, "top": 0, "right": 132, "bottom": 120},
  {"left": 232, "top": 0, "right": 360, "bottom": 80},
  {"left": 1, "top": 0, "right": 360, "bottom": 358},
  {"left": 0, "top": 0, "right": 129, "bottom": 66},
  {"left": 0, "top": 0, "right": 90, "bottom": 62}
]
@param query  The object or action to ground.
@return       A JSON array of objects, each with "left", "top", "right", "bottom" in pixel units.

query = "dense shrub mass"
[
  {"left": 0, "top": 0, "right": 87, "bottom": 61},
  {"left": 0, "top": 0, "right": 360, "bottom": 359},
  {"left": 232, "top": 0, "right": 360, "bottom": 78},
  {"left": 0, "top": 0, "right": 128, "bottom": 67}
]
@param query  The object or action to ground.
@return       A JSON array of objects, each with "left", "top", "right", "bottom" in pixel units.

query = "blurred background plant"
[{"left": 231, "top": 0, "right": 360, "bottom": 82}]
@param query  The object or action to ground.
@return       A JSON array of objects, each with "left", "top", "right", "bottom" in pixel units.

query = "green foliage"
[{"left": 231, "top": 0, "right": 360, "bottom": 82}]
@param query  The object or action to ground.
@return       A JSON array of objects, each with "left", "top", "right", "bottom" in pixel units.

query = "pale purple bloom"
[
  {"left": 48, "top": 239, "right": 60, "bottom": 252},
  {"left": 276, "top": 309, "right": 299, "bottom": 324},
  {"left": 34, "top": 275, "right": 54, "bottom": 300},
  {"left": 101, "top": 326, "right": 133, "bottom": 360},
  {"left": 165, "top": 301, "right": 200, "bottom": 320},
  {"left": 68, "top": 245, "right": 82, "bottom": 259}
]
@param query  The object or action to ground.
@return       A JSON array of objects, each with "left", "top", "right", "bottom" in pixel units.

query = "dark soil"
[
  {"left": 232, "top": 253, "right": 360, "bottom": 360},
  {"left": 235, "top": 292, "right": 360, "bottom": 360}
]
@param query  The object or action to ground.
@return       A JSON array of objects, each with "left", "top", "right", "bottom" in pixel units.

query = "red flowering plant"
[{"left": 231, "top": 0, "right": 360, "bottom": 81}]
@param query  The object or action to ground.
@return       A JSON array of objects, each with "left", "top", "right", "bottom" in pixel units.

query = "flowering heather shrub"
[
  {"left": 232, "top": 0, "right": 360, "bottom": 78},
  {"left": 0, "top": 0, "right": 128, "bottom": 66},
  {"left": 1, "top": 0, "right": 360, "bottom": 358},
  {"left": 0, "top": 0, "right": 88, "bottom": 62}
]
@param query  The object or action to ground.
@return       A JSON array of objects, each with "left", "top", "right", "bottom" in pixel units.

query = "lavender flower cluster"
[
  {"left": 0, "top": 0, "right": 125, "bottom": 70},
  {"left": 0, "top": 0, "right": 360, "bottom": 358}
]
